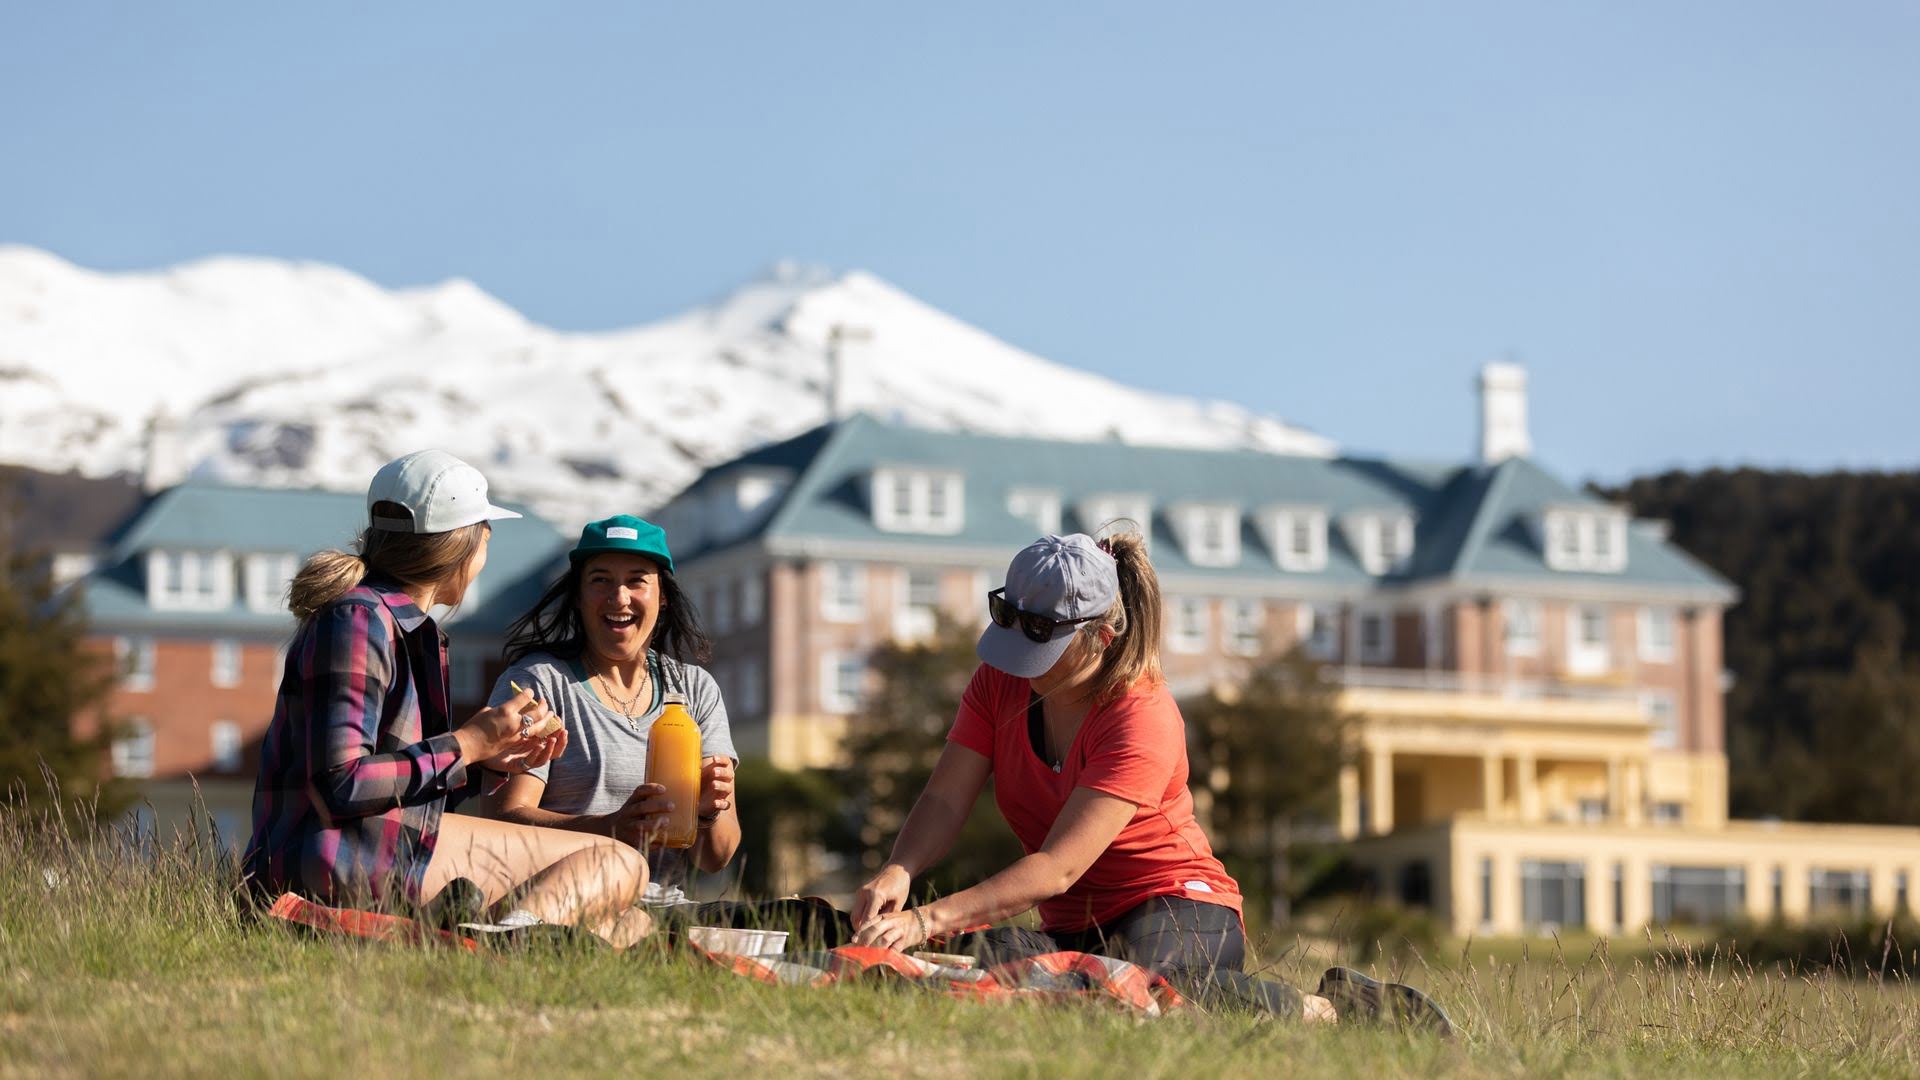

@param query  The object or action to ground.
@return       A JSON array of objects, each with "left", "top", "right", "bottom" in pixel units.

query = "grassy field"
[{"left": 5, "top": 810, "right": 1920, "bottom": 1077}]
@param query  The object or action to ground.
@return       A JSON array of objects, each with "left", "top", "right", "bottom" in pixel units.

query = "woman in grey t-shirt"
[{"left": 482, "top": 515, "right": 739, "bottom": 905}]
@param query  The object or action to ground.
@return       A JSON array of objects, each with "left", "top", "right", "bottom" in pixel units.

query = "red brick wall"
[{"left": 83, "top": 635, "right": 284, "bottom": 780}]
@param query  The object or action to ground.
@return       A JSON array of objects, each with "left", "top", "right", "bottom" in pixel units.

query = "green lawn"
[{"left": 5, "top": 813, "right": 1919, "bottom": 1078}]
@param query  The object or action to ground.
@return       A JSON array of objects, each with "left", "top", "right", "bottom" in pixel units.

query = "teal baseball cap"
[{"left": 570, "top": 514, "right": 674, "bottom": 572}]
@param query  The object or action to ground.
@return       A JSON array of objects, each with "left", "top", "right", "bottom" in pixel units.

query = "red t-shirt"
[{"left": 946, "top": 664, "right": 1243, "bottom": 933}]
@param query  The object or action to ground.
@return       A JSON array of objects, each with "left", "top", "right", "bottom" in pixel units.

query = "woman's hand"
[
  {"left": 482, "top": 726, "right": 567, "bottom": 775},
  {"left": 454, "top": 686, "right": 554, "bottom": 765},
  {"left": 603, "top": 782, "right": 676, "bottom": 849},
  {"left": 698, "top": 756, "right": 735, "bottom": 818},
  {"left": 852, "top": 906, "right": 931, "bottom": 952},
  {"left": 851, "top": 863, "right": 912, "bottom": 930}
]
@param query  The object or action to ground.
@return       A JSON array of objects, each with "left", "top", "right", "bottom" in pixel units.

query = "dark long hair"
[{"left": 502, "top": 557, "right": 712, "bottom": 668}]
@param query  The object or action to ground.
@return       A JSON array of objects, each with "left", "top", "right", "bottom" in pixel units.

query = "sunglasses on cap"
[{"left": 987, "top": 587, "right": 1103, "bottom": 644}]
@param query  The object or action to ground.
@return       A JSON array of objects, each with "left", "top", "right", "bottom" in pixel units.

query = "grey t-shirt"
[{"left": 488, "top": 650, "right": 736, "bottom": 905}]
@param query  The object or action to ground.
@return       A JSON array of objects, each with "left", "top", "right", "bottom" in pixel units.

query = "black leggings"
[{"left": 946, "top": 896, "right": 1302, "bottom": 1017}]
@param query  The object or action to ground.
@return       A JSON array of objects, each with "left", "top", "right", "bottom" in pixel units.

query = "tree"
[
  {"left": 836, "top": 615, "right": 1025, "bottom": 896},
  {"left": 1184, "top": 649, "right": 1353, "bottom": 926},
  {"left": 0, "top": 543, "right": 128, "bottom": 819}
]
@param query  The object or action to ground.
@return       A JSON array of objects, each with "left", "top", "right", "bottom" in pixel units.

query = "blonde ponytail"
[
  {"left": 288, "top": 550, "right": 369, "bottom": 622},
  {"left": 1085, "top": 528, "right": 1163, "bottom": 703}
]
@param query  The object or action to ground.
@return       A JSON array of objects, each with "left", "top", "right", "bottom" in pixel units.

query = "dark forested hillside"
[{"left": 1601, "top": 469, "right": 1920, "bottom": 824}]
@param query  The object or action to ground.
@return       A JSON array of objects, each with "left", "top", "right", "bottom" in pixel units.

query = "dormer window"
[
  {"left": 871, "top": 468, "right": 965, "bottom": 535},
  {"left": 243, "top": 553, "right": 299, "bottom": 614},
  {"left": 1170, "top": 503, "right": 1240, "bottom": 567},
  {"left": 1256, "top": 506, "right": 1328, "bottom": 572},
  {"left": 1007, "top": 488, "right": 1062, "bottom": 536},
  {"left": 1079, "top": 493, "right": 1153, "bottom": 540},
  {"left": 1540, "top": 507, "right": 1629, "bottom": 573},
  {"left": 1344, "top": 513, "right": 1415, "bottom": 576},
  {"left": 147, "top": 549, "right": 235, "bottom": 611}
]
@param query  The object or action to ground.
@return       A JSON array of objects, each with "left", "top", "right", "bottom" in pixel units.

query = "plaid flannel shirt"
[{"left": 242, "top": 577, "right": 470, "bottom": 906}]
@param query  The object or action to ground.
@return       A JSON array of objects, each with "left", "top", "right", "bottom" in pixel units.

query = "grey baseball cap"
[
  {"left": 977, "top": 534, "right": 1121, "bottom": 678},
  {"left": 367, "top": 450, "right": 522, "bottom": 534}
]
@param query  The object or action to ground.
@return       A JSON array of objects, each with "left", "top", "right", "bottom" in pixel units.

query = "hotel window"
[
  {"left": 820, "top": 562, "right": 866, "bottom": 622},
  {"left": 1169, "top": 597, "right": 1209, "bottom": 654},
  {"left": 210, "top": 720, "right": 242, "bottom": 773},
  {"left": 1899, "top": 871, "right": 1910, "bottom": 915},
  {"left": 1771, "top": 868, "right": 1783, "bottom": 918},
  {"left": 872, "top": 469, "right": 965, "bottom": 535},
  {"left": 1520, "top": 860, "right": 1587, "bottom": 931},
  {"left": 243, "top": 553, "right": 300, "bottom": 613},
  {"left": 819, "top": 652, "right": 866, "bottom": 714},
  {"left": 1541, "top": 509, "right": 1629, "bottom": 573},
  {"left": 896, "top": 569, "right": 941, "bottom": 642},
  {"left": 707, "top": 580, "right": 734, "bottom": 635},
  {"left": 1651, "top": 866, "right": 1745, "bottom": 926},
  {"left": 112, "top": 717, "right": 155, "bottom": 778},
  {"left": 1227, "top": 599, "right": 1265, "bottom": 657},
  {"left": 1567, "top": 605, "right": 1610, "bottom": 675},
  {"left": 1350, "top": 513, "right": 1415, "bottom": 576},
  {"left": 1259, "top": 507, "right": 1328, "bottom": 572},
  {"left": 1611, "top": 863, "right": 1625, "bottom": 931},
  {"left": 1299, "top": 606, "right": 1339, "bottom": 661},
  {"left": 147, "top": 549, "right": 235, "bottom": 611},
  {"left": 211, "top": 639, "right": 242, "bottom": 688},
  {"left": 1577, "top": 797, "right": 1608, "bottom": 824},
  {"left": 1174, "top": 504, "right": 1240, "bottom": 568},
  {"left": 738, "top": 573, "right": 765, "bottom": 627},
  {"left": 1007, "top": 488, "right": 1062, "bottom": 537},
  {"left": 1504, "top": 600, "right": 1541, "bottom": 656},
  {"left": 735, "top": 656, "right": 764, "bottom": 715},
  {"left": 1639, "top": 607, "right": 1676, "bottom": 662},
  {"left": 1644, "top": 692, "right": 1679, "bottom": 750},
  {"left": 1809, "top": 869, "right": 1871, "bottom": 918},
  {"left": 116, "top": 636, "right": 157, "bottom": 692},
  {"left": 1651, "top": 801, "right": 1685, "bottom": 825},
  {"left": 1357, "top": 611, "right": 1393, "bottom": 664},
  {"left": 1479, "top": 857, "right": 1495, "bottom": 930}
]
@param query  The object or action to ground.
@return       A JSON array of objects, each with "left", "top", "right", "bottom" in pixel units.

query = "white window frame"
[
  {"left": 1168, "top": 597, "right": 1209, "bottom": 654},
  {"left": 1078, "top": 493, "right": 1153, "bottom": 542},
  {"left": 738, "top": 573, "right": 765, "bottom": 628},
  {"left": 1172, "top": 503, "right": 1241, "bottom": 568},
  {"left": 1357, "top": 610, "right": 1394, "bottom": 664},
  {"left": 819, "top": 652, "right": 865, "bottom": 714},
  {"left": 1007, "top": 488, "right": 1062, "bottom": 537},
  {"left": 147, "top": 549, "right": 236, "bottom": 611},
  {"left": 113, "top": 717, "right": 155, "bottom": 778},
  {"left": 116, "top": 636, "right": 157, "bottom": 692},
  {"left": 895, "top": 567, "right": 941, "bottom": 642},
  {"left": 871, "top": 468, "right": 965, "bottom": 535},
  {"left": 1348, "top": 514, "right": 1415, "bottom": 576},
  {"left": 736, "top": 655, "right": 764, "bottom": 715},
  {"left": 210, "top": 719, "right": 242, "bottom": 773},
  {"left": 243, "top": 553, "right": 299, "bottom": 613},
  {"left": 1542, "top": 509, "right": 1630, "bottom": 573},
  {"left": 1643, "top": 690, "right": 1679, "bottom": 750},
  {"left": 820, "top": 562, "right": 866, "bottom": 623},
  {"left": 1227, "top": 598, "right": 1265, "bottom": 657},
  {"left": 210, "top": 639, "right": 242, "bottom": 689},
  {"left": 1261, "top": 507, "right": 1328, "bottom": 572},
  {"left": 1297, "top": 605, "right": 1339, "bottom": 661},
  {"left": 1567, "top": 605, "right": 1611, "bottom": 675},
  {"left": 1639, "top": 607, "right": 1676, "bottom": 663},
  {"left": 1504, "top": 600, "right": 1542, "bottom": 657}
]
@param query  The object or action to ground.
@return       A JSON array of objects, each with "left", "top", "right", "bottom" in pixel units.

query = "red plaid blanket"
[{"left": 265, "top": 893, "right": 1186, "bottom": 1017}]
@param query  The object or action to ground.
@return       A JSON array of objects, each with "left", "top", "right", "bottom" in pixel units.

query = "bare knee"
[{"left": 597, "top": 841, "right": 648, "bottom": 906}]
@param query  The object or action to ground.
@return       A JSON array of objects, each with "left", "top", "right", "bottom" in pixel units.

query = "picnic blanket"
[{"left": 266, "top": 893, "right": 1187, "bottom": 1018}]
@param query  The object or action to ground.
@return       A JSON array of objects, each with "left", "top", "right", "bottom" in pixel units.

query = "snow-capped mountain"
[{"left": 0, "top": 246, "right": 1333, "bottom": 523}]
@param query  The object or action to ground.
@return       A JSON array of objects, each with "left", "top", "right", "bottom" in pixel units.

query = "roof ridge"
[
  {"left": 757, "top": 416, "right": 868, "bottom": 539},
  {"left": 1446, "top": 458, "right": 1519, "bottom": 579}
]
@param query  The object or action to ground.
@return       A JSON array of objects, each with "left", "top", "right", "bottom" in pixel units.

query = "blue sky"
[{"left": 3, "top": 2, "right": 1915, "bottom": 481}]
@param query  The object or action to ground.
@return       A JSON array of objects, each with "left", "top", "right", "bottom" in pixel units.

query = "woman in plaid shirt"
[{"left": 242, "top": 451, "right": 652, "bottom": 947}]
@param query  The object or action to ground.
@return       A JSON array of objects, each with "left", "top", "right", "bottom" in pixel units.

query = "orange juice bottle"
[{"left": 646, "top": 693, "right": 702, "bottom": 849}]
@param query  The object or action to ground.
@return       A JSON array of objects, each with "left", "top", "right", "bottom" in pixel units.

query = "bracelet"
[
  {"left": 697, "top": 812, "right": 721, "bottom": 828},
  {"left": 912, "top": 906, "right": 930, "bottom": 942}
]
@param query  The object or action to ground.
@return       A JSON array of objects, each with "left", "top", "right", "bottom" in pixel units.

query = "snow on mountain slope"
[{"left": 0, "top": 246, "right": 1332, "bottom": 523}]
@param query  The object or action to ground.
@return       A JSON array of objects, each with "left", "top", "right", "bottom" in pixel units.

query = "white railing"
[{"left": 1332, "top": 666, "right": 1642, "bottom": 705}]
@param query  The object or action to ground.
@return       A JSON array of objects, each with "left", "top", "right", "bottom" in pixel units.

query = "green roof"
[
  {"left": 80, "top": 482, "right": 568, "bottom": 638},
  {"left": 678, "top": 414, "right": 1736, "bottom": 600}
]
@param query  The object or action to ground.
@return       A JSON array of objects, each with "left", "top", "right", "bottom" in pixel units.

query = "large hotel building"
[{"left": 56, "top": 366, "right": 1920, "bottom": 935}]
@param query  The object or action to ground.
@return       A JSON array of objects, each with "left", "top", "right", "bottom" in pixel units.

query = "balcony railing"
[{"left": 1332, "top": 666, "right": 1643, "bottom": 705}]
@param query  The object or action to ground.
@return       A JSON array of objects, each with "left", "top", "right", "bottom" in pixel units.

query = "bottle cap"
[{"left": 662, "top": 691, "right": 688, "bottom": 707}]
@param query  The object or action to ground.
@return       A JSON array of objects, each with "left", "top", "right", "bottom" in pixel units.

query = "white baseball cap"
[{"left": 367, "top": 450, "right": 523, "bottom": 534}]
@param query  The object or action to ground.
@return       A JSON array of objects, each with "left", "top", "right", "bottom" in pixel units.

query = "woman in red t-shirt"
[{"left": 852, "top": 532, "right": 1450, "bottom": 1030}]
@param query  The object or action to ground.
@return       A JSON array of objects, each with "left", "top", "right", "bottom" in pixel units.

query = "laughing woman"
[{"left": 483, "top": 516, "right": 741, "bottom": 906}]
